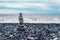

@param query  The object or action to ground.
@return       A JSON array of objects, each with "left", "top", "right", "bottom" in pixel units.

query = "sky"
[{"left": 0, "top": 0, "right": 60, "bottom": 15}]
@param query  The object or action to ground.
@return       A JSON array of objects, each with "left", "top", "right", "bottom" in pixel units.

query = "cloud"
[
  {"left": 0, "top": 9, "right": 33, "bottom": 14},
  {"left": 0, "top": 0, "right": 39, "bottom": 1},
  {"left": 56, "top": 0, "right": 60, "bottom": 4},
  {"left": 0, "top": 10, "right": 19, "bottom": 14},
  {"left": 0, "top": 3, "right": 50, "bottom": 10},
  {"left": 0, "top": 0, "right": 60, "bottom": 4},
  {"left": 0, "top": 2, "right": 60, "bottom": 14},
  {"left": 0, "top": 0, "right": 60, "bottom": 14},
  {"left": 2, "top": 3, "right": 32, "bottom": 8},
  {"left": 33, "top": 3, "right": 50, "bottom": 10}
]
